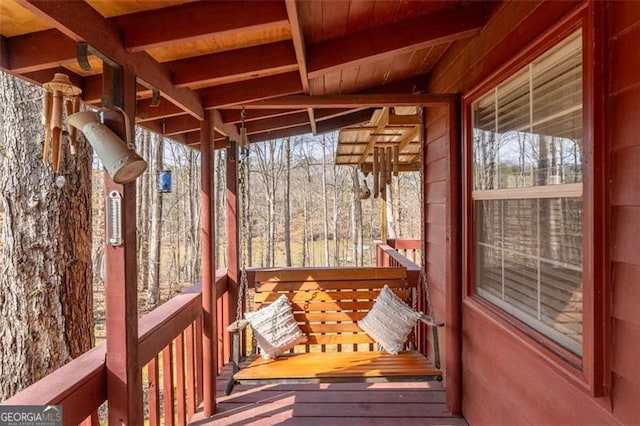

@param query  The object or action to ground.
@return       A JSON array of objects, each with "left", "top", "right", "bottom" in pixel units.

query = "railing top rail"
[
  {"left": 375, "top": 240, "right": 420, "bottom": 272},
  {"left": 386, "top": 238, "right": 422, "bottom": 250}
]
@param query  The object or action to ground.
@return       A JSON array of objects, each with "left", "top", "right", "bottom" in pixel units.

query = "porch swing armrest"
[
  {"left": 419, "top": 314, "right": 445, "bottom": 328},
  {"left": 227, "top": 319, "right": 249, "bottom": 333}
]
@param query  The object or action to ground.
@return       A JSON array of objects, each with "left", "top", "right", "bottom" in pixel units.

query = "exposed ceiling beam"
[
  {"left": 307, "top": 4, "right": 488, "bottom": 78},
  {"left": 2, "top": 29, "right": 75, "bottom": 73},
  {"left": 284, "top": 0, "right": 315, "bottom": 132},
  {"left": 240, "top": 93, "right": 457, "bottom": 109},
  {"left": 284, "top": 0, "right": 309, "bottom": 93},
  {"left": 16, "top": 0, "right": 205, "bottom": 120},
  {"left": 136, "top": 98, "right": 185, "bottom": 122},
  {"left": 145, "top": 114, "right": 200, "bottom": 136},
  {"left": 20, "top": 67, "right": 83, "bottom": 90},
  {"left": 222, "top": 108, "right": 304, "bottom": 124},
  {"left": 212, "top": 109, "right": 240, "bottom": 142},
  {"left": 200, "top": 72, "right": 303, "bottom": 109},
  {"left": 113, "top": 1, "right": 289, "bottom": 52},
  {"left": 245, "top": 111, "right": 310, "bottom": 135},
  {"left": 316, "top": 108, "right": 376, "bottom": 135},
  {"left": 314, "top": 108, "right": 369, "bottom": 121},
  {"left": 169, "top": 41, "right": 298, "bottom": 89},
  {"left": 249, "top": 124, "right": 312, "bottom": 144}
]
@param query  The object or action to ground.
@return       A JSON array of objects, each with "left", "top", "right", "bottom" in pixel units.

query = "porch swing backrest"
[{"left": 253, "top": 266, "right": 415, "bottom": 353}]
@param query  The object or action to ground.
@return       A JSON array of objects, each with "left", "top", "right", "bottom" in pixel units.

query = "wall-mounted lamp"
[{"left": 67, "top": 110, "right": 147, "bottom": 184}]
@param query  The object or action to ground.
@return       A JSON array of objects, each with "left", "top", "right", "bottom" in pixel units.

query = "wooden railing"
[
  {"left": 386, "top": 238, "right": 422, "bottom": 265},
  {"left": 2, "top": 269, "right": 230, "bottom": 426}
]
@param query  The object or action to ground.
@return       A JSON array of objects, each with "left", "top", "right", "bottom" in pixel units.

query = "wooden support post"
[
  {"left": 444, "top": 99, "right": 462, "bottom": 415},
  {"left": 226, "top": 138, "right": 239, "bottom": 365},
  {"left": 200, "top": 112, "right": 217, "bottom": 416},
  {"left": 103, "top": 64, "right": 143, "bottom": 425}
]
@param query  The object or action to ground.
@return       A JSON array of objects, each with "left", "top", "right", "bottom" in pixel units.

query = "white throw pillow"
[
  {"left": 358, "top": 284, "right": 422, "bottom": 354},
  {"left": 245, "top": 294, "right": 308, "bottom": 359}
]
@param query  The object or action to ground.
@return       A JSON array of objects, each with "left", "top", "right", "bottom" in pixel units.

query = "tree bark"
[
  {"left": 0, "top": 72, "right": 92, "bottom": 399},
  {"left": 147, "top": 134, "right": 163, "bottom": 308}
]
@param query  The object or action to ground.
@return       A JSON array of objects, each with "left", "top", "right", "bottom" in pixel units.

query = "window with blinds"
[{"left": 471, "top": 31, "right": 583, "bottom": 355}]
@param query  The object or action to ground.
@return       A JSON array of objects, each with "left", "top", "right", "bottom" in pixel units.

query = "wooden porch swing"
[
  {"left": 225, "top": 138, "right": 444, "bottom": 395},
  {"left": 226, "top": 266, "right": 443, "bottom": 394}
]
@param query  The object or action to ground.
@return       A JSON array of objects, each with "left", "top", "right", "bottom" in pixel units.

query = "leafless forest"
[{"left": 92, "top": 129, "right": 425, "bottom": 309}]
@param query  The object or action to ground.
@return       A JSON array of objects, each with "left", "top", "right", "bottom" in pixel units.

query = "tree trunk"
[
  {"left": 137, "top": 130, "right": 151, "bottom": 290},
  {"left": 321, "top": 137, "right": 330, "bottom": 267},
  {"left": 283, "top": 137, "right": 292, "bottom": 266},
  {"left": 0, "top": 72, "right": 92, "bottom": 399},
  {"left": 147, "top": 134, "right": 163, "bottom": 308}
]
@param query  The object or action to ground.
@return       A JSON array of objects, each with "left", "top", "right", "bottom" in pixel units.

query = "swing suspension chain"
[
  {"left": 418, "top": 107, "right": 435, "bottom": 317},
  {"left": 236, "top": 144, "right": 250, "bottom": 323}
]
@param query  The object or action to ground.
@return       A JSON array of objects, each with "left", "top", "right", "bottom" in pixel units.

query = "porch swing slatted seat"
[{"left": 226, "top": 266, "right": 443, "bottom": 391}]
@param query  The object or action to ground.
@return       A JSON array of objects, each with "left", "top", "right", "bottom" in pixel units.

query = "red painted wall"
[{"left": 425, "top": 1, "right": 639, "bottom": 423}]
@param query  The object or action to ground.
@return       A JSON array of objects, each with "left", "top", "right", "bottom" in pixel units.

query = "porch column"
[
  {"left": 200, "top": 112, "right": 217, "bottom": 416},
  {"left": 103, "top": 65, "right": 143, "bottom": 424},
  {"left": 226, "top": 138, "right": 239, "bottom": 364}
]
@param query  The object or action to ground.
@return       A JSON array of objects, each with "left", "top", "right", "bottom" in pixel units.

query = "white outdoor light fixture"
[{"left": 67, "top": 110, "right": 147, "bottom": 184}]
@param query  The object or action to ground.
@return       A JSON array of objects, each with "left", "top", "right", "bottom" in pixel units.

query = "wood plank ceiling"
[{"left": 0, "top": 0, "right": 492, "bottom": 150}]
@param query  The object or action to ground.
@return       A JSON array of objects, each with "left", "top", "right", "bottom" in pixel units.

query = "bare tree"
[
  {"left": 283, "top": 137, "right": 292, "bottom": 266},
  {"left": 320, "top": 136, "right": 330, "bottom": 267},
  {"left": 147, "top": 134, "right": 164, "bottom": 308},
  {"left": 253, "top": 140, "right": 285, "bottom": 267}
]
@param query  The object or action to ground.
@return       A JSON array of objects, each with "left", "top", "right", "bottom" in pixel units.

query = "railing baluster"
[
  {"left": 186, "top": 323, "right": 196, "bottom": 419},
  {"left": 217, "top": 294, "right": 225, "bottom": 374},
  {"left": 195, "top": 316, "right": 203, "bottom": 405},
  {"left": 147, "top": 355, "right": 161, "bottom": 426},
  {"left": 162, "top": 344, "right": 175, "bottom": 426},
  {"left": 176, "top": 332, "right": 187, "bottom": 426},
  {"left": 79, "top": 411, "right": 98, "bottom": 426}
]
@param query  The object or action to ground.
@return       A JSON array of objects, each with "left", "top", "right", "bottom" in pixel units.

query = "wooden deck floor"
[{"left": 190, "top": 364, "right": 467, "bottom": 425}]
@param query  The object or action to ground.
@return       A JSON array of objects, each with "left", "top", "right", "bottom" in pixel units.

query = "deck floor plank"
[{"left": 192, "top": 363, "right": 466, "bottom": 425}]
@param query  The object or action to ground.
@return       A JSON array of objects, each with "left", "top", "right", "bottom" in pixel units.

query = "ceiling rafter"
[
  {"left": 1, "top": 29, "right": 76, "bottom": 73},
  {"left": 238, "top": 93, "right": 457, "bottom": 109},
  {"left": 200, "top": 71, "right": 303, "bottom": 109},
  {"left": 169, "top": 41, "right": 298, "bottom": 89},
  {"left": 249, "top": 124, "right": 312, "bottom": 144},
  {"left": 306, "top": 3, "right": 489, "bottom": 78},
  {"left": 136, "top": 98, "right": 185, "bottom": 122},
  {"left": 113, "top": 1, "right": 289, "bottom": 52},
  {"left": 222, "top": 108, "right": 305, "bottom": 124},
  {"left": 316, "top": 109, "right": 377, "bottom": 135},
  {"left": 245, "top": 111, "right": 310, "bottom": 135},
  {"left": 15, "top": 0, "right": 205, "bottom": 120},
  {"left": 284, "top": 0, "right": 316, "bottom": 134}
]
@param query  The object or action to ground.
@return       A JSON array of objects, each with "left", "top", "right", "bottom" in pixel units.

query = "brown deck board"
[
  {"left": 234, "top": 351, "right": 440, "bottom": 381},
  {"left": 191, "top": 363, "right": 466, "bottom": 425}
]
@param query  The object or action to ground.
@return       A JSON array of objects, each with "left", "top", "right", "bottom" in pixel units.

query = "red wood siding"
[
  {"left": 608, "top": 1, "right": 640, "bottom": 423},
  {"left": 424, "top": 0, "right": 639, "bottom": 423}
]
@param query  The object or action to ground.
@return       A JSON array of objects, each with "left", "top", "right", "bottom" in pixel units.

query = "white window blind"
[{"left": 471, "top": 31, "right": 583, "bottom": 355}]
